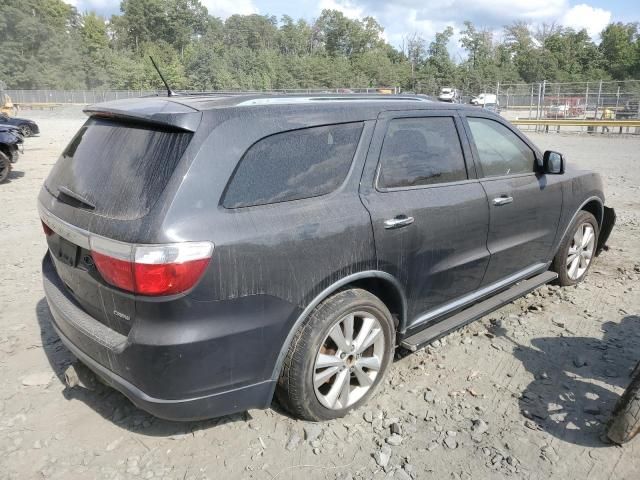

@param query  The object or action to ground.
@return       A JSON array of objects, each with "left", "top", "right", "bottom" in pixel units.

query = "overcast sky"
[{"left": 66, "top": 0, "right": 639, "bottom": 51}]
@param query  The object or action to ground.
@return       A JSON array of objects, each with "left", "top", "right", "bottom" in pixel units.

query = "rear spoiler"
[{"left": 83, "top": 98, "right": 202, "bottom": 132}]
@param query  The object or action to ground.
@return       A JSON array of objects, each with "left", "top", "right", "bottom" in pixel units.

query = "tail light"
[{"left": 90, "top": 236, "right": 213, "bottom": 296}]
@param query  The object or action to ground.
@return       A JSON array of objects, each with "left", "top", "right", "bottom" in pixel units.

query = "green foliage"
[
  {"left": 0, "top": 0, "right": 638, "bottom": 93},
  {"left": 600, "top": 22, "right": 639, "bottom": 79}
]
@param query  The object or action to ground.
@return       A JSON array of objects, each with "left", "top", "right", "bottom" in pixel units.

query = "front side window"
[
  {"left": 223, "top": 123, "right": 363, "bottom": 208},
  {"left": 466, "top": 117, "right": 536, "bottom": 177},
  {"left": 378, "top": 116, "right": 467, "bottom": 189}
]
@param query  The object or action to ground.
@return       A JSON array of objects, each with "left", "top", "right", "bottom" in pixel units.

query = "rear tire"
[
  {"left": 19, "top": 124, "right": 32, "bottom": 137},
  {"left": 0, "top": 151, "right": 11, "bottom": 183},
  {"left": 607, "top": 364, "right": 640, "bottom": 444},
  {"left": 552, "top": 211, "right": 598, "bottom": 286},
  {"left": 276, "top": 289, "right": 395, "bottom": 421}
]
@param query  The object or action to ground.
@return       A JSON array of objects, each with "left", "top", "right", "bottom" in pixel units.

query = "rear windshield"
[{"left": 45, "top": 118, "right": 192, "bottom": 220}]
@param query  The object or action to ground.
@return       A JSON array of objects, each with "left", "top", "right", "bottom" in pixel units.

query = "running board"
[{"left": 400, "top": 270, "right": 558, "bottom": 352}]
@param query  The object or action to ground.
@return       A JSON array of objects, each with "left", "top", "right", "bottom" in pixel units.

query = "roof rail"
[
  {"left": 170, "top": 91, "right": 433, "bottom": 102},
  {"left": 234, "top": 95, "right": 434, "bottom": 106}
]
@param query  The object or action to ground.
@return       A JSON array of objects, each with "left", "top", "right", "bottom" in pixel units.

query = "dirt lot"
[{"left": 1, "top": 109, "right": 639, "bottom": 480}]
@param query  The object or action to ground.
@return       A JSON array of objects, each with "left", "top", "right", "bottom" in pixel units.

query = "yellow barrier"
[{"left": 511, "top": 119, "right": 640, "bottom": 127}]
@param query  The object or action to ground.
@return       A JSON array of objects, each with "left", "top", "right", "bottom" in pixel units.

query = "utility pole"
[
  {"left": 539, "top": 80, "right": 547, "bottom": 131},
  {"left": 529, "top": 84, "right": 534, "bottom": 121},
  {"left": 536, "top": 82, "right": 542, "bottom": 120},
  {"left": 585, "top": 82, "right": 589, "bottom": 119},
  {"left": 595, "top": 80, "right": 603, "bottom": 119}
]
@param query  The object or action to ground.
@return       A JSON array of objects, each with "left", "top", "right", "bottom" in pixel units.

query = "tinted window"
[
  {"left": 378, "top": 117, "right": 467, "bottom": 188},
  {"left": 467, "top": 117, "right": 536, "bottom": 177},
  {"left": 223, "top": 123, "right": 363, "bottom": 208},
  {"left": 45, "top": 118, "right": 192, "bottom": 220}
]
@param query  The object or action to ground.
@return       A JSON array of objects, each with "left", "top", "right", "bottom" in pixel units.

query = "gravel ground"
[{"left": 1, "top": 109, "right": 639, "bottom": 480}]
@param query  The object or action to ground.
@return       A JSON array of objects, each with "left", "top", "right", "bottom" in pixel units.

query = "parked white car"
[
  {"left": 438, "top": 87, "right": 459, "bottom": 103},
  {"left": 471, "top": 93, "right": 497, "bottom": 106}
]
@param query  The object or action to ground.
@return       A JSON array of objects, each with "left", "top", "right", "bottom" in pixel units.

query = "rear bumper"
[
  {"left": 51, "top": 320, "right": 275, "bottom": 421},
  {"left": 42, "top": 253, "right": 297, "bottom": 421}
]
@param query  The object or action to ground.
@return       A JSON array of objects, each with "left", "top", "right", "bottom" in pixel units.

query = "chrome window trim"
[{"left": 39, "top": 201, "right": 91, "bottom": 250}]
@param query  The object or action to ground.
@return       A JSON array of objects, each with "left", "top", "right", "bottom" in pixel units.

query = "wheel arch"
[
  {"left": 269, "top": 270, "right": 407, "bottom": 382},
  {"left": 0, "top": 143, "right": 11, "bottom": 159},
  {"left": 581, "top": 198, "right": 604, "bottom": 227},
  {"left": 553, "top": 196, "right": 603, "bottom": 257}
]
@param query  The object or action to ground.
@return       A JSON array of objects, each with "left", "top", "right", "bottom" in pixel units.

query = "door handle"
[
  {"left": 384, "top": 215, "right": 415, "bottom": 229},
  {"left": 493, "top": 196, "right": 513, "bottom": 206}
]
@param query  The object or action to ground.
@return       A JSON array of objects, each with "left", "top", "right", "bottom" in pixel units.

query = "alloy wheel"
[
  {"left": 313, "top": 311, "right": 385, "bottom": 410},
  {"left": 566, "top": 222, "right": 596, "bottom": 280}
]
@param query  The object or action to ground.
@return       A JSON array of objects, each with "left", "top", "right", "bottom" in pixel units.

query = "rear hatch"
[{"left": 40, "top": 99, "right": 201, "bottom": 334}]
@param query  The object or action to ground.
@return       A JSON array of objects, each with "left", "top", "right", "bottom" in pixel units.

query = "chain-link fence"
[
  {"left": 5, "top": 81, "right": 640, "bottom": 134},
  {"left": 496, "top": 80, "right": 640, "bottom": 122}
]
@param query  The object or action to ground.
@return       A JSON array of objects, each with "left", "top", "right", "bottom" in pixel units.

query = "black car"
[
  {"left": 0, "top": 113, "right": 39, "bottom": 137},
  {"left": 39, "top": 94, "right": 615, "bottom": 422},
  {"left": 0, "top": 124, "right": 23, "bottom": 183}
]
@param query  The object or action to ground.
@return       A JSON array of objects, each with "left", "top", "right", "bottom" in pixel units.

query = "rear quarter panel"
[{"left": 161, "top": 110, "right": 379, "bottom": 308}]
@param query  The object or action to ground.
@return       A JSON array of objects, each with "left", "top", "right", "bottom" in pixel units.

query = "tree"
[
  {"left": 460, "top": 21, "right": 493, "bottom": 69},
  {"left": 117, "top": 0, "right": 167, "bottom": 51},
  {"left": 0, "top": 0, "right": 85, "bottom": 88},
  {"left": 543, "top": 28, "right": 606, "bottom": 81},
  {"left": 600, "top": 22, "right": 639, "bottom": 79},
  {"left": 459, "top": 21, "right": 496, "bottom": 92},
  {"left": 0, "top": 2, "right": 636, "bottom": 92},
  {"left": 425, "top": 27, "right": 456, "bottom": 88},
  {"left": 224, "top": 14, "right": 278, "bottom": 50},
  {"left": 115, "top": 0, "right": 207, "bottom": 54},
  {"left": 353, "top": 50, "right": 400, "bottom": 87},
  {"left": 278, "top": 16, "right": 312, "bottom": 56},
  {"left": 504, "top": 22, "right": 541, "bottom": 81},
  {"left": 80, "top": 13, "right": 110, "bottom": 88},
  {"left": 315, "top": 10, "right": 384, "bottom": 57},
  {"left": 404, "top": 34, "right": 426, "bottom": 90}
]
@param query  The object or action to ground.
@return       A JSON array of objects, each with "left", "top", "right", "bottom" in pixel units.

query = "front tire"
[
  {"left": 608, "top": 362, "right": 640, "bottom": 444},
  {"left": 552, "top": 211, "right": 598, "bottom": 286},
  {"left": 20, "top": 124, "right": 32, "bottom": 137},
  {"left": 0, "top": 151, "right": 11, "bottom": 183},
  {"left": 276, "top": 289, "right": 395, "bottom": 421}
]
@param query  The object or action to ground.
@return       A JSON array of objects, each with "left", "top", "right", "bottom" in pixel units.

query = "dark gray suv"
[{"left": 39, "top": 94, "right": 615, "bottom": 421}]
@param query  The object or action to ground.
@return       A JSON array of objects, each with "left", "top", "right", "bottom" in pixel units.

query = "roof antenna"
[{"left": 149, "top": 56, "right": 176, "bottom": 97}]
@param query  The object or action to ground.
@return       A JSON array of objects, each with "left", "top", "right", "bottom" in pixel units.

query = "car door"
[
  {"left": 359, "top": 110, "right": 490, "bottom": 329},
  {"left": 461, "top": 113, "right": 563, "bottom": 285}
]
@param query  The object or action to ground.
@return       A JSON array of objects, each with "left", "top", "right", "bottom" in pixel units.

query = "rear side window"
[
  {"left": 223, "top": 123, "right": 363, "bottom": 208},
  {"left": 45, "top": 118, "right": 192, "bottom": 220},
  {"left": 466, "top": 117, "right": 536, "bottom": 177},
  {"left": 378, "top": 117, "right": 467, "bottom": 188}
]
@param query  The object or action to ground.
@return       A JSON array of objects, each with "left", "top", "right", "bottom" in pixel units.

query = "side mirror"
[{"left": 543, "top": 150, "right": 564, "bottom": 174}]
